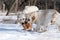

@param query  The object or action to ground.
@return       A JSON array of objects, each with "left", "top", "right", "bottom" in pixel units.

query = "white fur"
[
  {"left": 35, "top": 10, "right": 58, "bottom": 32},
  {"left": 23, "top": 6, "right": 59, "bottom": 32},
  {"left": 55, "top": 14, "right": 60, "bottom": 26},
  {"left": 23, "top": 6, "right": 39, "bottom": 14}
]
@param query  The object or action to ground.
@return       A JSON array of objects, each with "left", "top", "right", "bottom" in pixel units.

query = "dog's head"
[
  {"left": 19, "top": 14, "right": 32, "bottom": 30},
  {"left": 18, "top": 12, "right": 36, "bottom": 30}
]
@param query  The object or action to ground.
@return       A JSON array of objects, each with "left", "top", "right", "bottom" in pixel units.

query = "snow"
[
  {"left": 0, "top": 16, "right": 17, "bottom": 24},
  {"left": 0, "top": 11, "right": 7, "bottom": 16},
  {"left": 0, "top": 16, "right": 17, "bottom": 20},
  {"left": 0, "top": 24, "right": 40, "bottom": 40},
  {"left": 0, "top": 24, "right": 60, "bottom": 40}
]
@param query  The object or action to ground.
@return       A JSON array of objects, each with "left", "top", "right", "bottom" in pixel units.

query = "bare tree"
[
  {"left": 2, "top": 3, "right": 5, "bottom": 12},
  {"left": 46, "top": 0, "right": 48, "bottom": 10},
  {"left": 15, "top": 0, "right": 18, "bottom": 13},
  {"left": 54, "top": 0, "right": 56, "bottom": 10},
  {"left": 34, "top": 0, "right": 37, "bottom": 5}
]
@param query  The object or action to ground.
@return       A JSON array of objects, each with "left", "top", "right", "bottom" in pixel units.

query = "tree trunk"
[
  {"left": 6, "top": 10, "right": 9, "bottom": 16},
  {"left": 54, "top": 0, "right": 56, "bottom": 10},
  {"left": 2, "top": 4, "right": 5, "bottom": 12},
  {"left": 15, "top": 0, "right": 18, "bottom": 13},
  {"left": 46, "top": 0, "right": 48, "bottom": 10},
  {"left": 34, "top": 0, "right": 37, "bottom": 5}
]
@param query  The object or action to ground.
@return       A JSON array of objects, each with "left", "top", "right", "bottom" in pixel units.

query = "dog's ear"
[
  {"left": 30, "top": 13, "right": 36, "bottom": 22},
  {"left": 32, "top": 16, "right": 35, "bottom": 22}
]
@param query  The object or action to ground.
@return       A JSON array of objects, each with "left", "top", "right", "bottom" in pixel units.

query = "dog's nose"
[
  {"left": 22, "top": 23, "right": 24, "bottom": 25},
  {"left": 25, "top": 21, "right": 27, "bottom": 24}
]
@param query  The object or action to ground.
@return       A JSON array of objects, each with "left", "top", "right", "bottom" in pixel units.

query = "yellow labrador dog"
[{"left": 23, "top": 6, "right": 59, "bottom": 32}]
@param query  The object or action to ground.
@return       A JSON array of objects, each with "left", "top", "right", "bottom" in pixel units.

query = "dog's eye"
[{"left": 25, "top": 21, "right": 27, "bottom": 24}]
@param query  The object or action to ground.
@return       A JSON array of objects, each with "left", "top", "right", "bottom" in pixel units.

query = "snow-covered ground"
[
  {"left": 0, "top": 9, "right": 60, "bottom": 40},
  {"left": 0, "top": 10, "right": 60, "bottom": 40},
  {"left": 0, "top": 16, "right": 17, "bottom": 24},
  {"left": 0, "top": 24, "right": 60, "bottom": 40},
  {"left": 0, "top": 11, "right": 7, "bottom": 16}
]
